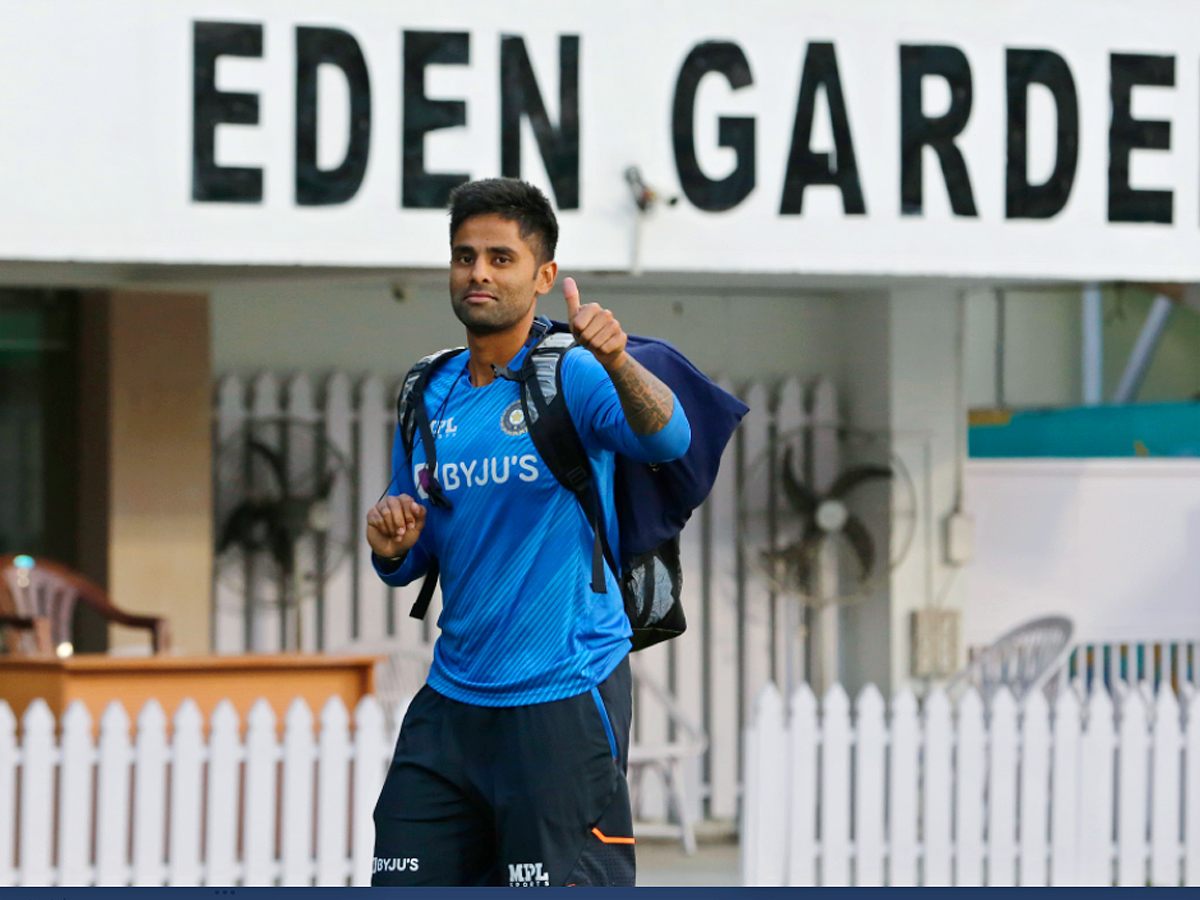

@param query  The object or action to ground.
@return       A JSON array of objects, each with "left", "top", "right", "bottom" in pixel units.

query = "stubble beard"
[{"left": 451, "top": 288, "right": 535, "bottom": 336}]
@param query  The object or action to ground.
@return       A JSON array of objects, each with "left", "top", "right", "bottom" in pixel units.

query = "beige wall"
[
  {"left": 209, "top": 278, "right": 849, "bottom": 384},
  {"left": 80, "top": 290, "right": 212, "bottom": 655}
]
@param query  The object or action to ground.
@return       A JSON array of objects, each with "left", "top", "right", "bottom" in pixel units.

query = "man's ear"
[{"left": 534, "top": 260, "right": 558, "bottom": 296}]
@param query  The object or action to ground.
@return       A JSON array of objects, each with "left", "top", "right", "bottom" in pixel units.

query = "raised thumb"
[{"left": 563, "top": 276, "right": 581, "bottom": 318}]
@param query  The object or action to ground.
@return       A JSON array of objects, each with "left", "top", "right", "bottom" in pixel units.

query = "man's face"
[{"left": 449, "top": 213, "right": 556, "bottom": 335}]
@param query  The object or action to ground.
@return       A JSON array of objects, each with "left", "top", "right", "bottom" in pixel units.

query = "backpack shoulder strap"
[
  {"left": 394, "top": 347, "right": 463, "bottom": 621},
  {"left": 396, "top": 347, "right": 465, "bottom": 459},
  {"left": 519, "top": 333, "right": 618, "bottom": 593}
]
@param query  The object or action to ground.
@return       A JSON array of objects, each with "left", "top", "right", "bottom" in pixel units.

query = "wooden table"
[{"left": 0, "top": 653, "right": 380, "bottom": 727}]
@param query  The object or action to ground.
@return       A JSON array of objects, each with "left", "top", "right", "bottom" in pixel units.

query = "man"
[{"left": 367, "top": 178, "right": 691, "bottom": 887}]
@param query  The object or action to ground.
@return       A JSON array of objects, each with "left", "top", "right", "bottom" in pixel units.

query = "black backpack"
[{"left": 394, "top": 317, "right": 748, "bottom": 651}]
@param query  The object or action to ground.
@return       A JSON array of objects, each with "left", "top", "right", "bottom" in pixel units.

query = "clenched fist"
[
  {"left": 564, "top": 276, "right": 627, "bottom": 369},
  {"left": 366, "top": 494, "right": 426, "bottom": 560}
]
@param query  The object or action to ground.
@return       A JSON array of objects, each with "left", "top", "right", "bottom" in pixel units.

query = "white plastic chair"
[
  {"left": 627, "top": 657, "right": 708, "bottom": 855},
  {"left": 947, "top": 615, "right": 1074, "bottom": 706}
]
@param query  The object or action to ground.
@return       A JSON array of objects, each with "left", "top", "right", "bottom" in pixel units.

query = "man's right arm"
[{"left": 367, "top": 427, "right": 431, "bottom": 585}]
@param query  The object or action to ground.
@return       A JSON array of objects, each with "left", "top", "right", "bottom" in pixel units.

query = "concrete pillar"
[
  {"left": 885, "top": 286, "right": 969, "bottom": 692},
  {"left": 836, "top": 292, "right": 893, "bottom": 694},
  {"left": 79, "top": 290, "right": 212, "bottom": 655}
]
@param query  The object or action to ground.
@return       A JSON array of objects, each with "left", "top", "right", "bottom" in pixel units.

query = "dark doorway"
[{"left": 0, "top": 290, "right": 106, "bottom": 651}]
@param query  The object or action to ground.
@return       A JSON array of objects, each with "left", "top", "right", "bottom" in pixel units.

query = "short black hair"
[{"left": 448, "top": 178, "right": 558, "bottom": 263}]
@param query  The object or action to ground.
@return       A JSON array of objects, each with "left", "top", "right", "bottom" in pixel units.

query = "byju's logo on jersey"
[
  {"left": 508, "top": 862, "right": 550, "bottom": 886},
  {"left": 414, "top": 456, "right": 539, "bottom": 498},
  {"left": 501, "top": 400, "right": 527, "bottom": 436},
  {"left": 374, "top": 857, "right": 419, "bottom": 874}
]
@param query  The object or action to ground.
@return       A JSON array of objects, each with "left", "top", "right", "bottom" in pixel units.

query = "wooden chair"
[{"left": 0, "top": 554, "right": 170, "bottom": 656}]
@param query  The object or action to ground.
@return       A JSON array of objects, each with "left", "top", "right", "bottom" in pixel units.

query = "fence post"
[
  {"left": 1018, "top": 689, "right": 1051, "bottom": 886},
  {"left": 956, "top": 689, "right": 986, "bottom": 886},
  {"left": 1116, "top": 687, "right": 1149, "bottom": 886},
  {"left": 352, "top": 696, "right": 387, "bottom": 886},
  {"left": 855, "top": 685, "right": 886, "bottom": 886},
  {"left": 206, "top": 701, "right": 241, "bottom": 886},
  {"left": 286, "top": 373, "right": 319, "bottom": 653},
  {"left": 739, "top": 383, "right": 773, "bottom": 717},
  {"left": 213, "top": 375, "right": 248, "bottom": 653},
  {"left": 785, "top": 683, "right": 818, "bottom": 886},
  {"left": 18, "top": 700, "right": 55, "bottom": 886},
  {"left": 355, "top": 375, "right": 389, "bottom": 644},
  {"left": 168, "top": 700, "right": 205, "bottom": 886},
  {"left": 58, "top": 701, "right": 94, "bottom": 887},
  {"left": 988, "top": 688, "right": 1018, "bottom": 886},
  {"left": 1050, "top": 686, "right": 1082, "bottom": 885},
  {"left": 96, "top": 701, "right": 132, "bottom": 885},
  {"left": 243, "top": 700, "right": 278, "bottom": 886},
  {"left": 774, "top": 378, "right": 805, "bottom": 691},
  {"left": 1151, "top": 687, "right": 1182, "bottom": 885},
  {"left": 132, "top": 700, "right": 169, "bottom": 886},
  {"left": 1078, "top": 688, "right": 1115, "bottom": 886},
  {"left": 889, "top": 688, "right": 920, "bottom": 886},
  {"left": 317, "top": 697, "right": 352, "bottom": 885},
  {"left": 708, "top": 377, "right": 740, "bottom": 822},
  {"left": 923, "top": 687, "right": 953, "bottom": 886},
  {"left": 1186, "top": 689, "right": 1200, "bottom": 886},
  {"left": 323, "top": 372, "right": 355, "bottom": 652},
  {"left": 755, "top": 684, "right": 787, "bottom": 886},
  {"left": 739, "top": 703, "right": 759, "bottom": 887},
  {"left": 281, "top": 699, "right": 316, "bottom": 886},
  {"left": 250, "top": 371, "right": 284, "bottom": 652},
  {"left": 821, "top": 684, "right": 851, "bottom": 886}
]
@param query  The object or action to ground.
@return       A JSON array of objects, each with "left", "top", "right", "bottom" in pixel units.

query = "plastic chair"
[
  {"left": 0, "top": 554, "right": 170, "bottom": 656},
  {"left": 626, "top": 657, "right": 708, "bottom": 855},
  {"left": 947, "top": 615, "right": 1074, "bottom": 706}
]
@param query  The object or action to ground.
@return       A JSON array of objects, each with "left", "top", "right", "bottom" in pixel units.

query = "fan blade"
[
  {"left": 267, "top": 513, "right": 296, "bottom": 575},
  {"left": 217, "top": 504, "right": 253, "bottom": 554},
  {"left": 218, "top": 502, "right": 270, "bottom": 554},
  {"left": 841, "top": 514, "right": 876, "bottom": 580},
  {"left": 827, "top": 464, "right": 892, "bottom": 500},
  {"left": 246, "top": 439, "right": 289, "bottom": 496},
  {"left": 315, "top": 469, "right": 337, "bottom": 500},
  {"left": 780, "top": 446, "right": 819, "bottom": 517}
]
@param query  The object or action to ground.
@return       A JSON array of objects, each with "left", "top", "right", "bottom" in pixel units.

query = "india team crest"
[{"left": 501, "top": 400, "right": 527, "bottom": 436}]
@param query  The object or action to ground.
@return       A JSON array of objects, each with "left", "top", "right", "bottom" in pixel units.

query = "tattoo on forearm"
[{"left": 608, "top": 354, "right": 674, "bottom": 435}]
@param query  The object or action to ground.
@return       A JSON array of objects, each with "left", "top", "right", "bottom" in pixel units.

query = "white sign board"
[
  {"left": 964, "top": 459, "right": 1200, "bottom": 645},
  {"left": 2, "top": 0, "right": 1199, "bottom": 277}
]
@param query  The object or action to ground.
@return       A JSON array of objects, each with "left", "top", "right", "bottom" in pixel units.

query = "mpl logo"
[{"left": 508, "top": 862, "right": 550, "bottom": 886}]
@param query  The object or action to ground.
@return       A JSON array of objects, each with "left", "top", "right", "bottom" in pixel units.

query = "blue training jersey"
[{"left": 374, "top": 343, "right": 691, "bottom": 707}]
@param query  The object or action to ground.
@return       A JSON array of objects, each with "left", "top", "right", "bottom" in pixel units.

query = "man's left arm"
[
  {"left": 602, "top": 352, "right": 676, "bottom": 436},
  {"left": 563, "top": 277, "right": 690, "bottom": 459}
]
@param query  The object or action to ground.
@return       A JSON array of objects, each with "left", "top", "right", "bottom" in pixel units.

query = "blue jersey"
[{"left": 375, "top": 344, "right": 691, "bottom": 707}]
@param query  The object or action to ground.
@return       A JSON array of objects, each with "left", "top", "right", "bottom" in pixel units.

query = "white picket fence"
[
  {"left": 214, "top": 369, "right": 845, "bottom": 824},
  {"left": 741, "top": 680, "right": 1200, "bottom": 886},
  {"left": 0, "top": 695, "right": 404, "bottom": 887}
]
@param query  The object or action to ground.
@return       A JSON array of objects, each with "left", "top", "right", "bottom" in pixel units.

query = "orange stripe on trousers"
[{"left": 591, "top": 827, "right": 635, "bottom": 845}]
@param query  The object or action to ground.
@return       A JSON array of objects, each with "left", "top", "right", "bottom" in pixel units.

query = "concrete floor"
[{"left": 635, "top": 839, "right": 741, "bottom": 886}]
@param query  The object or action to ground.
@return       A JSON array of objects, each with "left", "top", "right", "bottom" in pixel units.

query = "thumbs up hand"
[{"left": 563, "top": 276, "right": 628, "bottom": 369}]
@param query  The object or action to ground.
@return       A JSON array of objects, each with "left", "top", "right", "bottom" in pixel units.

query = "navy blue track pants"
[{"left": 371, "top": 657, "right": 635, "bottom": 886}]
